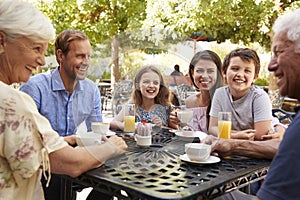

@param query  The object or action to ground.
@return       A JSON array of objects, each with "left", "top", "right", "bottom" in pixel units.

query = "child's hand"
[
  {"left": 151, "top": 116, "right": 162, "bottom": 127},
  {"left": 261, "top": 125, "right": 286, "bottom": 140},
  {"left": 231, "top": 129, "right": 255, "bottom": 140}
]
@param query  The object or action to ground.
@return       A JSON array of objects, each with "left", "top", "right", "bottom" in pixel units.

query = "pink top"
[{"left": 188, "top": 107, "right": 208, "bottom": 133}]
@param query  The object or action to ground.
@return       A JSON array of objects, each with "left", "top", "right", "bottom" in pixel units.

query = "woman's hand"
[
  {"left": 169, "top": 110, "right": 180, "bottom": 127},
  {"left": 167, "top": 110, "right": 179, "bottom": 130}
]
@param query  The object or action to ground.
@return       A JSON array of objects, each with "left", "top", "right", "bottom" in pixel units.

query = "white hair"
[
  {"left": 272, "top": 9, "right": 300, "bottom": 52},
  {"left": 0, "top": 0, "right": 55, "bottom": 42}
]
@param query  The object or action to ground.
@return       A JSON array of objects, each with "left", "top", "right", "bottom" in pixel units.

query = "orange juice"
[
  {"left": 124, "top": 116, "right": 135, "bottom": 132},
  {"left": 218, "top": 121, "right": 232, "bottom": 139}
]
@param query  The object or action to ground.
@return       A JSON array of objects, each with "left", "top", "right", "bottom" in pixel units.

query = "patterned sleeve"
[{"left": 2, "top": 90, "right": 67, "bottom": 183}]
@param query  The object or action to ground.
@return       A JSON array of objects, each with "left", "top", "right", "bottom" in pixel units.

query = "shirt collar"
[{"left": 51, "top": 67, "right": 83, "bottom": 92}]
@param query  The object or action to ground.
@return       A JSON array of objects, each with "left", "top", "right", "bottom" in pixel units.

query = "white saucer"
[
  {"left": 179, "top": 154, "right": 221, "bottom": 164},
  {"left": 175, "top": 131, "right": 207, "bottom": 141},
  {"left": 106, "top": 130, "right": 116, "bottom": 136},
  {"left": 90, "top": 130, "right": 116, "bottom": 136}
]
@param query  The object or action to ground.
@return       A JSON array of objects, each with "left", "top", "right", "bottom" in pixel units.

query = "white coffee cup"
[
  {"left": 185, "top": 143, "right": 211, "bottom": 161},
  {"left": 91, "top": 122, "right": 109, "bottom": 135},
  {"left": 177, "top": 109, "right": 193, "bottom": 124},
  {"left": 76, "top": 132, "right": 103, "bottom": 146},
  {"left": 134, "top": 134, "right": 152, "bottom": 147}
]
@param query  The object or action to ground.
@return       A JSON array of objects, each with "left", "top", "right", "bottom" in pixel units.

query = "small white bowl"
[
  {"left": 91, "top": 122, "right": 110, "bottom": 135},
  {"left": 76, "top": 132, "right": 103, "bottom": 146},
  {"left": 185, "top": 143, "right": 211, "bottom": 161}
]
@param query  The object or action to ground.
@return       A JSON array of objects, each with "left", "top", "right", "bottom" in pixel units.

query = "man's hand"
[{"left": 201, "top": 135, "right": 233, "bottom": 157}]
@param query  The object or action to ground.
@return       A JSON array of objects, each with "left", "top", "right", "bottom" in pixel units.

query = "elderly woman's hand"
[
  {"left": 85, "top": 135, "right": 128, "bottom": 167},
  {"left": 107, "top": 135, "right": 128, "bottom": 152}
]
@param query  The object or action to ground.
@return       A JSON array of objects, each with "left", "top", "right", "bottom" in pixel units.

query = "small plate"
[
  {"left": 180, "top": 154, "right": 220, "bottom": 164},
  {"left": 175, "top": 131, "right": 207, "bottom": 141},
  {"left": 106, "top": 130, "right": 116, "bottom": 137},
  {"left": 169, "top": 129, "right": 177, "bottom": 133}
]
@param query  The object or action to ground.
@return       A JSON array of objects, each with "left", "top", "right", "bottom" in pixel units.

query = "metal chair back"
[
  {"left": 111, "top": 80, "right": 134, "bottom": 116},
  {"left": 175, "top": 84, "right": 192, "bottom": 105},
  {"left": 272, "top": 108, "right": 295, "bottom": 125}
]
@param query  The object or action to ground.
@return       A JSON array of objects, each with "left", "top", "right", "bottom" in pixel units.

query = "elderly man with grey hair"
[{"left": 202, "top": 8, "right": 300, "bottom": 200}]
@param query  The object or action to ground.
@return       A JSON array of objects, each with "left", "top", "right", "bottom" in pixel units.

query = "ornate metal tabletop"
[{"left": 67, "top": 129, "right": 270, "bottom": 199}]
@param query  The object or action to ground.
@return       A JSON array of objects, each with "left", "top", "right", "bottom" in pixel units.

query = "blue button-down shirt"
[{"left": 20, "top": 68, "right": 102, "bottom": 136}]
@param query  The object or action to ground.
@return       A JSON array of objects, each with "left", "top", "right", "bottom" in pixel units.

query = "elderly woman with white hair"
[{"left": 0, "top": 1, "right": 127, "bottom": 199}]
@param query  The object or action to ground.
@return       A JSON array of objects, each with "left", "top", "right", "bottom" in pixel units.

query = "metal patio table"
[{"left": 65, "top": 129, "right": 270, "bottom": 200}]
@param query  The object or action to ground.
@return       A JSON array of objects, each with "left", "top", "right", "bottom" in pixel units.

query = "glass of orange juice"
[
  {"left": 124, "top": 104, "right": 135, "bottom": 132},
  {"left": 218, "top": 112, "right": 232, "bottom": 139}
]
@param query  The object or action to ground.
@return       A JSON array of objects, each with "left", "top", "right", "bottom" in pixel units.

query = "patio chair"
[
  {"left": 175, "top": 84, "right": 192, "bottom": 106},
  {"left": 111, "top": 80, "right": 134, "bottom": 116},
  {"left": 272, "top": 108, "right": 295, "bottom": 125},
  {"left": 98, "top": 84, "right": 112, "bottom": 111}
]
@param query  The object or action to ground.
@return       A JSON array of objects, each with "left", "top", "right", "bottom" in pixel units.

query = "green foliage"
[
  {"left": 254, "top": 77, "right": 269, "bottom": 86},
  {"left": 38, "top": 0, "right": 300, "bottom": 52},
  {"left": 37, "top": 0, "right": 300, "bottom": 82},
  {"left": 144, "top": 0, "right": 298, "bottom": 50},
  {"left": 101, "top": 70, "right": 111, "bottom": 79},
  {"left": 38, "top": 0, "right": 147, "bottom": 49}
]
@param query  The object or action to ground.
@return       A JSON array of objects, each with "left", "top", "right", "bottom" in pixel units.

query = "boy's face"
[{"left": 225, "top": 56, "right": 258, "bottom": 100}]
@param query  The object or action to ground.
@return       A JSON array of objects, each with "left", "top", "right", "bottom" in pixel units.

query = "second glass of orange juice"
[{"left": 218, "top": 112, "right": 232, "bottom": 139}]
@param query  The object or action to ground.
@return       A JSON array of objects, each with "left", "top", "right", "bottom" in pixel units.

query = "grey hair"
[
  {"left": 272, "top": 8, "right": 300, "bottom": 53},
  {"left": 0, "top": 0, "right": 55, "bottom": 42}
]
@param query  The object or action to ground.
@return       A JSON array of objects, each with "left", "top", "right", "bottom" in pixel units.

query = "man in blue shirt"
[
  {"left": 20, "top": 30, "right": 102, "bottom": 145},
  {"left": 20, "top": 30, "right": 105, "bottom": 200}
]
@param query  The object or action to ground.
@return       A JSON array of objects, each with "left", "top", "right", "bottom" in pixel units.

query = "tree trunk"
[
  {"left": 111, "top": 34, "right": 119, "bottom": 88},
  {"left": 268, "top": 72, "right": 283, "bottom": 108},
  {"left": 268, "top": 72, "right": 278, "bottom": 91}
]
